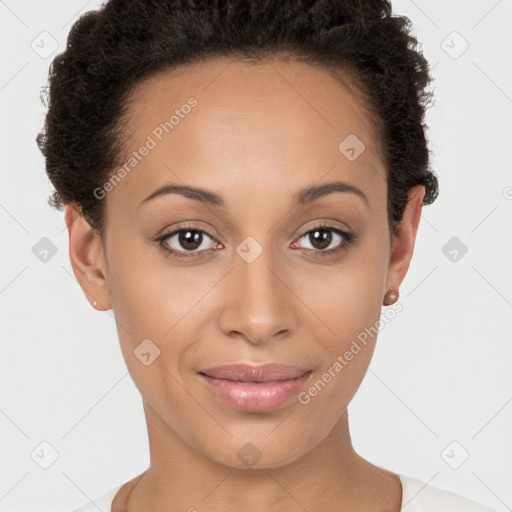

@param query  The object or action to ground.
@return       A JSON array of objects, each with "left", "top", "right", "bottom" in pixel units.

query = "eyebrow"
[{"left": 139, "top": 180, "right": 369, "bottom": 208}]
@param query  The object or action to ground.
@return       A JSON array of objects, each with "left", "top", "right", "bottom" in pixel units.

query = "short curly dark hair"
[{"left": 37, "top": 0, "right": 438, "bottom": 238}]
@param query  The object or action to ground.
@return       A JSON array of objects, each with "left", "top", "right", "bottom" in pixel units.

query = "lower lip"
[{"left": 199, "top": 372, "right": 312, "bottom": 412}]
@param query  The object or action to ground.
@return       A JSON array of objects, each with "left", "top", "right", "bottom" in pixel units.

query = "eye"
[
  {"left": 155, "top": 225, "right": 221, "bottom": 259},
  {"left": 292, "top": 224, "right": 354, "bottom": 257},
  {"left": 154, "top": 222, "right": 354, "bottom": 260}
]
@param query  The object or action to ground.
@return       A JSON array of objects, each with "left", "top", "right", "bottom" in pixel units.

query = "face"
[{"left": 66, "top": 56, "right": 424, "bottom": 469}]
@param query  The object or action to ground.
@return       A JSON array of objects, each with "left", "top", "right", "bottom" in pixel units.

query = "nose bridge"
[{"left": 219, "top": 234, "right": 294, "bottom": 343}]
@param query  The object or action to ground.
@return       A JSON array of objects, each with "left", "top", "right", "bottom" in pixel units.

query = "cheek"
[
  {"left": 299, "top": 258, "right": 386, "bottom": 341},
  {"left": 104, "top": 248, "right": 194, "bottom": 407},
  {"left": 294, "top": 234, "right": 389, "bottom": 393},
  {"left": 106, "top": 232, "right": 189, "bottom": 332},
  {"left": 105, "top": 238, "right": 218, "bottom": 367},
  {"left": 295, "top": 270, "right": 385, "bottom": 417}
]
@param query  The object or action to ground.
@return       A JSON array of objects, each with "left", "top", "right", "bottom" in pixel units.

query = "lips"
[
  {"left": 198, "top": 363, "right": 312, "bottom": 382},
  {"left": 197, "top": 363, "right": 313, "bottom": 413}
]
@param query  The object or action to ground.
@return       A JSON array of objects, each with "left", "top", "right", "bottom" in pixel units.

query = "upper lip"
[{"left": 199, "top": 363, "right": 312, "bottom": 382}]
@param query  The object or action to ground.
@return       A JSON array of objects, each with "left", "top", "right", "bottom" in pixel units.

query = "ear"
[
  {"left": 64, "top": 203, "right": 112, "bottom": 310},
  {"left": 384, "top": 185, "right": 425, "bottom": 296}
]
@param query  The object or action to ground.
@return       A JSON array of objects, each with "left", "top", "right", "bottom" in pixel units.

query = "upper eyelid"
[{"left": 158, "top": 225, "right": 218, "bottom": 243}]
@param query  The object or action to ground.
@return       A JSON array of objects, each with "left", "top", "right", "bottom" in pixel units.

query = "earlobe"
[
  {"left": 64, "top": 203, "right": 112, "bottom": 311},
  {"left": 384, "top": 185, "right": 426, "bottom": 301}
]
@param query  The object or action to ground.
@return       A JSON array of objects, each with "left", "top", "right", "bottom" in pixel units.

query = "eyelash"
[{"left": 154, "top": 222, "right": 355, "bottom": 260}]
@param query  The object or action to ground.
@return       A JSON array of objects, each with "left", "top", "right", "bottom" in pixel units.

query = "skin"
[{"left": 64, "top": 56, "right": 425, "bottom": 511}]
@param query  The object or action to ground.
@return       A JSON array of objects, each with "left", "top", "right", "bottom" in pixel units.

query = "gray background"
[{"left": 0, "top": 0, "right": 511, "bottom": 510}]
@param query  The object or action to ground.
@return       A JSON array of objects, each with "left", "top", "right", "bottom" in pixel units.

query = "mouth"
[
  {"left": 198, "top": 363, "right": 312, "bottom": 382},
  {"left": 197, "top": 363, "right": 313, "bottom": 412}
]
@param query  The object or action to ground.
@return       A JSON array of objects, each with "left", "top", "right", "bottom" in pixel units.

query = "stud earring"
[
  {"left": 93, "top": 300, "right": 97, "bottom": 307},
  {"left": 383, "top": 287, "right": 399, "bottom": 306}
]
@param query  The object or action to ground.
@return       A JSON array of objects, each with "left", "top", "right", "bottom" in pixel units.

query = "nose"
[{"left": 218, "top": 241, "right": 298, "bottom": 345}]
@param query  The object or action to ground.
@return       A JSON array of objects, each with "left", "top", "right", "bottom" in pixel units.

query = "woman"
[{"left": 37, "top": 0, "right": 498, "bottom": 510}]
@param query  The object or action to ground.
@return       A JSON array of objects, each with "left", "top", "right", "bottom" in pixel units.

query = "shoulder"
[
  {"left": 399, "top": 474, "right": 499, "bottom": 512},
  {"left": 72, "top": 482, "right": 125, "bottom": 512}
]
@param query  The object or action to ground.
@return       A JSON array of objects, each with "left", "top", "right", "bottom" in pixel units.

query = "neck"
[{"left": 116, "top": 400, "right": 402, "bottom": 512}]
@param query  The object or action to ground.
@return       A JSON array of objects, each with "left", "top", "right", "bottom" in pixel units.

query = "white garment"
[{"left": 72, "top": 473, "right": 499, "bottom": 511}]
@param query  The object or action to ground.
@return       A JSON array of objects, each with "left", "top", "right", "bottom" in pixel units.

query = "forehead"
[
  {"left": 108, "top": 56, "right": 387, "bottom": 216},
  {"left": 124, "top": 56, "right": 379, "bottom": 146}
]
